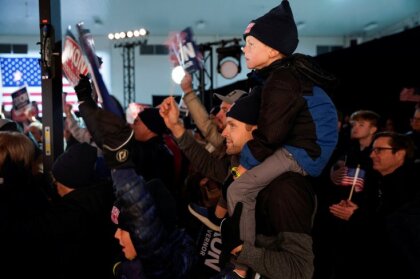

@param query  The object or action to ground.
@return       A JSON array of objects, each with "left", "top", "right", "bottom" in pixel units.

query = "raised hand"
[
  {"left": 74, "top": 74, "right": 93, "bottom": 103},
  {"left": 330, "top": 160, "right": 347, "bottom": 186},
  {"left": 159, "top": 96, "right": 185, "bottom": 137},
  {"left": 180, "top": 72, "right": 193, "bottom": 93}
]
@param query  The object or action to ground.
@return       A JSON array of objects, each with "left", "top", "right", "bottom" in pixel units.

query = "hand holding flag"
[
  {"left": 348, "top": 164, "right": 361, "bottom": 201},
  {"left": 329, "top": 199, "right": 359, "bottom": 221},
  {"left": 330, "top": 163, "right": 365, "bottom": 194}
]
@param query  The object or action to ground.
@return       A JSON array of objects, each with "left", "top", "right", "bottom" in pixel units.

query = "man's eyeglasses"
[{"left": 370, "top": 147, "right": 395, "bottom": 154}]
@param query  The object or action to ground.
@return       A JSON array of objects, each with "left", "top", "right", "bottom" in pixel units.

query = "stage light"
[
  {"left": 139, "top": 28, "right": 148, "bottom": 36},
  {"left": 107, "top": 28, "right": 149, "bottom": 41},
  {"left": 108, "top": 27, "right": 150, "bottom": 106},
  {"left": 218, "top": 57, "right": 239, "bottom": 79},
  {"left": 171, "top": 65, "right": 185, "bottom": 84},
  {"left": 216, "top": 42, "right": 242, "bottom": 79}
]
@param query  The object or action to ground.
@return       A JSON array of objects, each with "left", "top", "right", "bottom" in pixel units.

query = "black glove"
[
  {"left": 93, "top": 109, "right": 134, "bottom": 169},
  {"left": 74, "top": 74, "right": 93, "bottom": 103},
  {"left": 221, "top": 202, "right": 243, "bottom": 256},
  {"left": 78, "top": 100, "right": 135, "bottom": 169}
]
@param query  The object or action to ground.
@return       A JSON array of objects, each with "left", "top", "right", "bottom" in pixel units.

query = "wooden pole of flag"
[{"left": 348, "top": 164, "right": 360, "bottom": 201}]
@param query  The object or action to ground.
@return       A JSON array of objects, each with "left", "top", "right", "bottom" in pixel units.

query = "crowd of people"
[{"left": 1, "top": 1, "right": 420, "bottom": 278}]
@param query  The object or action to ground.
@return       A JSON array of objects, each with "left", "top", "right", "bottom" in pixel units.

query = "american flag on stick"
[{"left": 347, "top": 164, "right": 364, "bottom": 201}]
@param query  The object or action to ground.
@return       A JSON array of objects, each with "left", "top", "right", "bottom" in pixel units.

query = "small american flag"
[
  {"left": 341, "top": 167, "right": 366, "bottom": 192},
  {"left": 0, "top": 56, "right": 78, "bottom": 116}
]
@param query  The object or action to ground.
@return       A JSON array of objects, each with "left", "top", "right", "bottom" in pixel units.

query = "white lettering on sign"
[
  {"left": 204, "top": 231, "right": 222, "bottom": 272},
  {"left": 181, "top": 42, "right": 196, "bottom": 60},
  {"left": 62, "top": 36, "right": 88, "bottom": 86}
]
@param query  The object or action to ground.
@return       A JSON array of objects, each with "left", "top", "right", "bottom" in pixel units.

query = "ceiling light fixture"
[
  {"left": 196, "top": 20, "right": 206, "bottom": 30},
  {"left": 93, "top": 16, "right": 103, "bottom": 26},
  {"left": 363, "top": 22, "right": 378, "bottom": 31},
  {"left": 296, "top": 21, "right": 306, "bottom": 30}
]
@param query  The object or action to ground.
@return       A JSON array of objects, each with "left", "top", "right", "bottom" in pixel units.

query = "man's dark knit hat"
[
  {"left": 243, "top": 0, "right": 298, "bottom": 56},
  {"left": 0, "top": 119, "right": 19, "bottom": 132},
  {"left": 226, "top": 92, "right": 260, "bottom": 125},
  {"left": 52, "top": 143, "right": 97, "bottom": 189},
  {"left": 138, "top": 108, "right": 168, "bottom": 135}
]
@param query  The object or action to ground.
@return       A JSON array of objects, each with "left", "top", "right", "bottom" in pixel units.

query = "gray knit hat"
[{"left": 214, "top": 90, "right": 247, "bottom": 105}]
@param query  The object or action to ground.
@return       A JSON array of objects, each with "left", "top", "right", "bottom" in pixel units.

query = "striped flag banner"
[
  {"left": 340, "top": 167, "right": 366, "bottom": 192},
  {"left": 0, "top": 56, "right": 78, "bottom": 117}
]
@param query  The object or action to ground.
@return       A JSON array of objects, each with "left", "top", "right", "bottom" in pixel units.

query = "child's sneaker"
[{"left": 187, "top": 203, "right": 223, "bottom": 232}]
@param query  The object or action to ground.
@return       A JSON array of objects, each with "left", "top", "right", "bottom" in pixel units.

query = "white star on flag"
[{"left": 13, "top": 70, "right": 23, "bottom": 82}]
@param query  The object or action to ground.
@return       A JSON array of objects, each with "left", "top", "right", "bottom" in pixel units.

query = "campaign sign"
[
  {"left": 166, "top": 27, "right": 203, "bottom": 74},
  {"left": 195, "top": 226, "right": 222, "bottom": 277},
  {"left": 76, "top": 22, "right": 123, "bottom": 118},
  {"left": 62, "top": 28, "right": 89, "bottom": 87},
  {"left": 11, "top": 86, "right": 30, "bottom": 114}
]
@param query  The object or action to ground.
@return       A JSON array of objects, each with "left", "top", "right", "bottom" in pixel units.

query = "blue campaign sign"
[{"left": 11, "top": 86, "right": 30, "bottom": 113}]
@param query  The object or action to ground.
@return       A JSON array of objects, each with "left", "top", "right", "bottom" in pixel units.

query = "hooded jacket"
[
  {"left": 241, "top": 54, "right": 338, "bottom": 176},
  {"left": 111, "top": 169, "right": 197, "bottom": 278}
]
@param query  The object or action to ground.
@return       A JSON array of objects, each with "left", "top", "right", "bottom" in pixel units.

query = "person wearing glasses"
[
  {"left": 406, "top": 107, "right": 420, "bottom": 163},
  {"left": 329, "top": 110, "right": 381, "bottom": 200},
  {"left": 313, "top": 110, "right": 381, "bottom": 279},
  {"left": 329, "top": 132, "right": 419, "bottom": 278}
]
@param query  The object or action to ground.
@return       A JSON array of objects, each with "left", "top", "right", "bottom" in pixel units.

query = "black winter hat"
[
  {"left": 226, "top": 92, "right": 260, "bottom": 125},
  {"left": 243, "top": 0, "right": 298, "bottom": 56},
  {"left": 0, "top": 119, "right": 19, "bottom": 132},
  {"left": 52, "top": 143, "right": 98, "bottom": 189},
  {"left": 110, "top": 203, "right": 130, "bottom": 231},
  {"left": 139, "top": 108, "right": 168, "bottom": 136}
]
